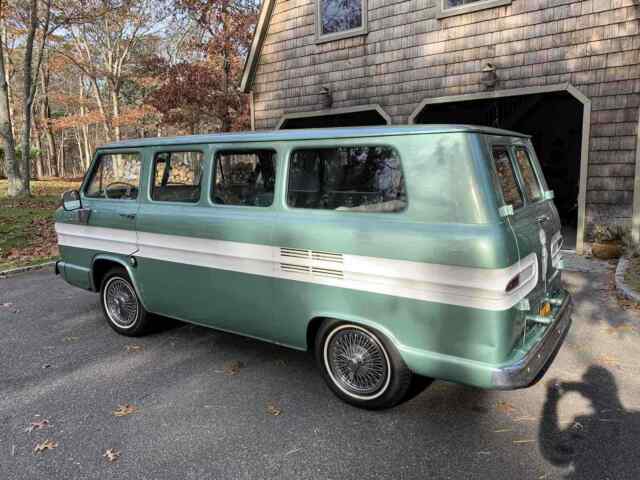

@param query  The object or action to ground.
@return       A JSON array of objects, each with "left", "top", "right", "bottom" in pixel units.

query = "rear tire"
[
  {"left": 100, "top": 267, "right": 151, "bottom": 336},
  {"left": 315, "top": 320, "right": 412, "bottom": 409}
]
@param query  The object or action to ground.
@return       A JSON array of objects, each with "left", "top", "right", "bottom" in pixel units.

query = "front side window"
[
  {"left": 213, "top": 151, "right": 276, "bottom": 207},
  {"left": 152, "top": 151, "right": 203, "bottom": 203},
  {"left": 492, "top": 146, "right": 523, "bottom": 210},
  {"left": 317, "top": 0, "right": 366, "bottom": 40},
  {"left": 85, "top": 152, "right": 141, "bottom": 200},
  {"left": 287, "top": 146, "right": 407, "bottom": 212},
  {"left": 514, "top": 148, "right": 542, "bottom": 203}
]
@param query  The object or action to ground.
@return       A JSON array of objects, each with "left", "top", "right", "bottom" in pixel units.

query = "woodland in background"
[{"left": 0, "top": 0, "right": 258, "bottom": 197}]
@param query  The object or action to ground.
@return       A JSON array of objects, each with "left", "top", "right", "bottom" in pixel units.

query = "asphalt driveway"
[{"left": 2, "top": 257, "right": 640, "bottom": 479}]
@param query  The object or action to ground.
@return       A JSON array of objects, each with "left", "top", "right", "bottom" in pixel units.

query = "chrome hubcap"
[
  {"left": 326, "top": 327, "right": 389, "bottom": 397},
  {"left": 104, "top": 278, "right": 139, "bottom": 328}
]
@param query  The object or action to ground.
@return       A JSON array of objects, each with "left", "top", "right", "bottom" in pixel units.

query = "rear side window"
[
  {"left": 213, "top": 150, "right": 276, "bottom": 207},
  {"left": 85, "top": 152, "right": 141, "bottom": 199},
  {"left": 152, "top": 151, "right": 203, "bottom": 203},
  {"left": 492, "top": 146, "right": 523, "bottom": 210},
  {"left": 514, "top": 148, "right": 542, "bottom": 202},
  {"left": 287, "top": 146, "right": 407, "bottom": 212}
]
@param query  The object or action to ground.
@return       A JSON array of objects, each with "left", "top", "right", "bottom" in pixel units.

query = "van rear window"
[
  {"left": 514, "top": 148, "right": 542, "bottom": 202},
  {"left": 287, "top": 146, "right": 407, "bottom": 212},
  {"left": 492, "top": 146, "right": 524, "bottom": 210}
]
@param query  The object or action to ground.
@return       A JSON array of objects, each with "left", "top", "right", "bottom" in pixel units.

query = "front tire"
[
  {"left": 315, "top": 321, "right": 412, "bottom": 409},
  {"left": 100, "top": 267, "right": 151, "bottom": 336}
]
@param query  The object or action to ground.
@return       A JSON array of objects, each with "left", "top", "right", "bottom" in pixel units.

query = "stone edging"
[
  {"left": 0, "top": 261, "right": 56, "bottom": 278},
  {"left": 615, "top": 256, "right": 640, "bottom": 303}
]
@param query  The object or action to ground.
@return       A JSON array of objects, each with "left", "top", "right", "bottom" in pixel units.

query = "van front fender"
[{"left": 91, "top": 253, "right": 149, "bottom": 311}]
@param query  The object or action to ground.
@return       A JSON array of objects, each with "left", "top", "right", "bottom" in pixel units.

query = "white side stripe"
[{"left": 55, "top": 223, "right": 538, "bottom": 311}]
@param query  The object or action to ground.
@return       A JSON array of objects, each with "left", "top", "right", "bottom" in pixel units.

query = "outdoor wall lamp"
[
  {"left": 481, "top": 63, "right": 498, "bottom": 89},
  {"left": 320, "top": 86, "right": 333, "bottom": 108}
]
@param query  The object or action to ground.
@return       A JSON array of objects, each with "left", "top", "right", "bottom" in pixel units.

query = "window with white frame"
[
  {"left": 439, "top": 0, "right": 511, "bottom": 17},
  {"left": 317, "top": 0, "right": 366, "bottom": 41}
]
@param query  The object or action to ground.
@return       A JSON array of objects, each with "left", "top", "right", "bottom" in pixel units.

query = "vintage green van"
[{"left": 55, "top": 125, "right": 572, "bottom": 409}]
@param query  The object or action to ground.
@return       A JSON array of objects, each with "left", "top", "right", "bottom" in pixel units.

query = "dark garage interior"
[
  {"left": 413, "top": 91, "right": 583, "bottom": 250},
  {"left": 279, "top": 108, "right": 389, "bottom": 129}
]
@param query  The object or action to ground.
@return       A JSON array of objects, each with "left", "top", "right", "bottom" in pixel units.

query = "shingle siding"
[{"left": 251, "top": 0, "right": 640, "bottom": 233}]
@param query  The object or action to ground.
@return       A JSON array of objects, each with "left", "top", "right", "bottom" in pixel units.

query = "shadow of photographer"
[{"left": 539, "top": 365, "right": 640, "bottom": 479}]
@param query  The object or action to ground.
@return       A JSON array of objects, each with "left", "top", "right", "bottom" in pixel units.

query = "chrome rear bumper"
[{"left": 491, "top": 292, "right": 572, "bottom": 389}]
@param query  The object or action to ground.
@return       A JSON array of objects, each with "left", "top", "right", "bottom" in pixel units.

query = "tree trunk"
[
  {"left": 18, "top": 0, "right": 40, "bottom": 196},
  {"left": 0, "top": 14, "right": 21, "bottom": 196},
  {"left": 34, "top": 131, "right": 44, "bottom": 179},
  {"left": 111, "top": 87, "right": 121, "bottom": 141},
  {"left": 40, "top": 65, "right": 57, "bottom": 176}
]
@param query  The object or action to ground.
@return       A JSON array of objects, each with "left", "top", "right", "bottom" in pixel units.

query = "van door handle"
[
  {"left": 537, "top": 214, "right": 549, "bottom": 224},
  {"left": 119, "top": 213, "right": 136, "bottom": 220}
]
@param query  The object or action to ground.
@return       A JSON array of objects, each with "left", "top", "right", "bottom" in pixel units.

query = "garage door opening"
[
  {"left": 411, "top": 89, "right": 587, "bottom": 251},
  {"left": 276, "top": 105, "right": 391, "bottom": 129}
]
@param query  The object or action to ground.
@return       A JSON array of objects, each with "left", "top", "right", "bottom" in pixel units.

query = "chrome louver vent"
[
  {"left": 311, "top": 250, "right": 343, "bottom": 264},
  {"left": 279, "top": 247, "right": 344, "bottom": 280},
  {"left": 311, "top": 267, "right": 344, "bottom": 279},
  {"left": 280, "top": 263, "right": 311, "bottom": 274},
  {"left": 281, "top": 247, "right": 310, "bottom": 259}
]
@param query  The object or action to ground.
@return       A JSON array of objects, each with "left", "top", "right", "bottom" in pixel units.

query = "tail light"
[{"left": 505, "top": 274, "right": 520, "bottom": 292}]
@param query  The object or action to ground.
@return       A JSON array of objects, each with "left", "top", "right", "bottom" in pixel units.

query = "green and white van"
[{"left": 55, "top": 125, "right": 572, "bottom": 409}]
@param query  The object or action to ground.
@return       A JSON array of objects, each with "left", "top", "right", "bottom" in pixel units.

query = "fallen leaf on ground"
[
  {"left": 63, "top": 336, "right": 79, "bottom": 342},
  {"left": 223, "top": 360, "right": 244, "bottom": 376},
  {"left": 496, "top": 400, "right": 516, "bottom": 414},
  {"left": 274, "top": 359, "right": 287, "bottom": 367},
  {"left": 42, "top": 364, "right": 51, "bottom": 369},
  {"left": 266, "top": 401, "right": 282, "bottom": 416},
  {"left": 103, "top": 448, "right": 121, "bottom": 462},
  {"left": 26, "top": 419, "right": 50, "bottom": 432},
  {"left": 113, "top": 404, "right": 138, "bottom": 417},
  {"left": 33, "top": 439, "right": 58, "bottom": 453},
  {"left": 126, "top": 344, "right": 144, "bottom": 353}
]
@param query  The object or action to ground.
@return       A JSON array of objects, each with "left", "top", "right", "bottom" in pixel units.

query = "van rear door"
[{"left": 489, "top": 137, "right": 563, "bottom": 316}]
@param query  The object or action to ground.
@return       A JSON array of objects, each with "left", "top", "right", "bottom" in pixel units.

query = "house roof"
[
  {"left": 240, "top": 0, "right": 276, "bottom": 93},
  {"left": 99, "top": 125, "right": 529, "bottom": 149}
]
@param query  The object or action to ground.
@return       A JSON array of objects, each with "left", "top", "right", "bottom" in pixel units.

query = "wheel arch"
[
  {"left": 305, "top": 312, "right": 402, "bottom": 353},
  {"left": 91, "top": 254, "right": 149, "bottom": 311}
]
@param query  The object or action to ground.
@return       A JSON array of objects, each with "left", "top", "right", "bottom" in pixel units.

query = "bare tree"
[{"left": 0, "top": 0, "right": 19, "bottom": 194}]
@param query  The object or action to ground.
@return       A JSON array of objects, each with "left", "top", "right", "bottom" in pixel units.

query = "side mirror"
[
  {"left": 542, "top": 190, "right": 555, "bottom": 201},
  {"left": 62, "top": 190, "right": 81, "bottom": 211}
]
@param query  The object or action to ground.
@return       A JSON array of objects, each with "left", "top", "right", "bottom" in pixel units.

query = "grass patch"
[
  {"left": 623, "top": 255, "right": 640, "bottom": 294},
  {"left": 0, "top": 178, "right": 81, "bottom": 271}
]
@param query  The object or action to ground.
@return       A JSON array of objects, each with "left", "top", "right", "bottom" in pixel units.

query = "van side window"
[
  {"left": 514, "top": 148, "right": 542, "bottom": 202},
  {"left": 85, "top": 152, "right": 141, "bottom": 200},
  {"left": 287, "top": 146, "right": 407, "bottom": 212},
  {"left": 152, "top": 151, "right": 203, "bottom": 203},
  {"left": 492, "top": 146, "right": 523, "bottom": 210},
  {"left": 213, "top": 150, "right": 276, "bottom": 207}
]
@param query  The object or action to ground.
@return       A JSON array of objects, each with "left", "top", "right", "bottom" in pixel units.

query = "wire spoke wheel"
[
  {"left": 104, "top": 277, "right": 139, "bottom": 329},
  {"left": 324, "top": 325, "right": 391, "bottom": 400}
]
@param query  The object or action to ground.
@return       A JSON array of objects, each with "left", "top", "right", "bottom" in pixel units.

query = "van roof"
[{"left": 100, "top": 124, "right": 529, "bottom": 149}]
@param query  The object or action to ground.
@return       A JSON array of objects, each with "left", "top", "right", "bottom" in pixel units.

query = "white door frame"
[{"left": 409, "top": 82, "right": 591, "bottom": 254}]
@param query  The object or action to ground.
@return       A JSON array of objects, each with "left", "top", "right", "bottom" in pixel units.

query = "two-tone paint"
[{"left": 55, "top": 125, "right": 571, "bottom": 389}]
